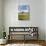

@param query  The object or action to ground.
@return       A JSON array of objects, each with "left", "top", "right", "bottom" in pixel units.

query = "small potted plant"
[
  {"left": 3, "top": 32, "right": 6, "bottom": 39},
  {"left": 0, "top": 26, "right": 7, "bottom": 44}
]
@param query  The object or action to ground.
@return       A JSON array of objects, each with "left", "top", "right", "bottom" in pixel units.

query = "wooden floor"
[
  {"left": 0, "top": 40, "right": 46, "bottom": 46},
  {"left": 8, "top": 40, "right": 46, "bottom": 46}
]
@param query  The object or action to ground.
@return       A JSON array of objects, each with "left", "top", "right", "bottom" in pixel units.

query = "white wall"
[
  {"left": 0, "top": 0, "right": 2, "bottom": 27},
  {"left": 0, "top": 0, "right": 3, "bottom": 38},
  {"left": 45, "top": 0, "right": 46, "bottom": 40},
  {"left": 4, "top": 0, "right": 45, "bottom": 40}
]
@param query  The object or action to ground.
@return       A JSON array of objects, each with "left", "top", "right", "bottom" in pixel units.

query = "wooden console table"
[{"left": 9, "top": 27, "right": 38, "bottom": 40}]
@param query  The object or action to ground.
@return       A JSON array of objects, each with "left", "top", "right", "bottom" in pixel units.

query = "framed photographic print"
[{"left": 18, "top": 5, "right": 30, "bottom": 20}]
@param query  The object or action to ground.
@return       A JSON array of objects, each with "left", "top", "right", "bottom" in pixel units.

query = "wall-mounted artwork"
[{"left": 18, "top": 5, "right": 30, "bottom": 20}]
